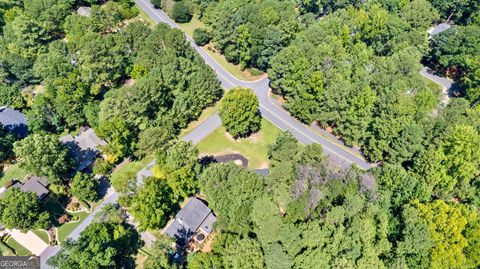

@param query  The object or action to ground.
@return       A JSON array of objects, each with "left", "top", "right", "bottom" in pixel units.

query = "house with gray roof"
[
  {"left": 76, "top": 6, "right": 91, "bottom": 17},
  {"left": 10, "top": 176, "right": 49, "bottom": 200},
  {"left": 164, "top": 197, "right": 216, "bottom": 247},
  {"left": 60, "top": 127, "right": 107, "bottom": 172},
  {"left": 427, "top": 23, "right": 451, "bottom": 38},
  {"left": 0, "top": 107, "right": 28, "bottom": 137}
]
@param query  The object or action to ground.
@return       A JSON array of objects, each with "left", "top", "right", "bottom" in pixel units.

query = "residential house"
[
  {"left": 8, "top": 176, "right": 49, "bottom": 200},
  {"left": 60, "top": 127, "right": 107, "bottom": 172},
  {"left": 427, "top": 23, "right": 451, "bottom": 38},
  {"left": 0, "top": 106, "right": 28, "bottom": 138},
  {"left": 76, "top": 6, "right": 91, "bottom": 17},
  {"left": 164, "top": 197, "right": 216, "bottom": 248}
]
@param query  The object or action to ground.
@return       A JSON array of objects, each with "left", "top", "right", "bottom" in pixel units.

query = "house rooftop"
[
  {"left": 11, "top": 176, "right": 49, "bottom": 199},
  {"left": 428, "top": 23, "right": 451, "bottom": 36},
  {"left": 164, "top": 197, "right": 216, "bottom": 246},
  {"left": 60, "top": 128, "right": 107, "bottom": 172},
  {"left": 0, "top": 107, "right": 28, "bottom": 137},
  {"left": 76, "top": 6, "right": 91, "bottom": 17}
]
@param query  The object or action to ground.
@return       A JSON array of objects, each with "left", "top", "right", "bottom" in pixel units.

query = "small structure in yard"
[
  {"left": 9, "top": 176, "right": 49, "bottom": 200},
  {"left": 0, "top": 107, "right": 28, "bottom": 138},
  {"left": 76, "top": 6, "right": 91, "bottom": 17},
  {"left": 164, "top": 197, "right": 216, "bottom": 249},
  {"left": 60, "top": 127, "right": 107, "bottom": 172}
]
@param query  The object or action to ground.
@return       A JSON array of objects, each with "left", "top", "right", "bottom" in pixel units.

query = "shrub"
[
  {"left": 151, "top": 0, "right": 162, "bottom": 8},
  {"left": 193, "top": 28, "right": 211, "bottom": 46},
  {"left": 93, "top": 158, "right": 114, "bottom": 175},
  {"left": 250, "top": 68, "right": 263, "bottom": 76},
  {"left": 171, "top": 1, "right": 192, "bottom": 23}
]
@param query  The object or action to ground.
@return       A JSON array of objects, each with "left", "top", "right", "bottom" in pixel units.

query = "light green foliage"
[
  {"left": 222, "top": 237, "right": 264, "bottom": 269},
  {"left": 129, "top": 177, "right": 176, "bottom": 231},
  {"left": 155, "top": 141, "right": 199, "bottom": 199},
  {"left": 219, "top": 87, "right": 261, "bottom": 138},
  {"left": 47, "top": 220, "right": 142, "bottom": 268},
  {"left": 13, "top": 133, "right": 71, "bottom": 182},
  {"left": 0, "top": 84, "right": 24, "bottom": 109},
  {"left": 70, "top": 172, "right": 99, "bottom": 203},
  {"left": 0, "top": 188, "right": 50, "bottom": 231},
  {"left": 200, "top": 163, "right": 263, "bottom": 233},
  {"left": 413, "top": 125, "right": 480, "bottom": 198},
  {"left": 413, "top": 200, "right": 469, "bottom": 268},
  {"left": 143, "top": 235, "right": 178, "bottom": 269}
]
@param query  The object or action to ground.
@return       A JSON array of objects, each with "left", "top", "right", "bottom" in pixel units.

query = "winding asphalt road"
[{"left": 135, "top": 0, "right": 373, "bottom": 170}]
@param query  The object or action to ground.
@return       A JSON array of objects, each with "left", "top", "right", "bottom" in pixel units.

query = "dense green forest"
[
  {"left": 0, "top": 0, "right": 221, "bottom": 165},
  {"left": 183, "top": 132, "right": 480, "bottom": 269},
  {"left": 1, "top": 0, "right": 480, "bottom": 268}
]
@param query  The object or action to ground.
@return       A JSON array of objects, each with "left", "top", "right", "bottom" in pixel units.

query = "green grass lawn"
[
  {"left": 57, "top": 211, "right": 89, "bottom": 242},
  {"left": 0, "top": 242, "right": 16, "bottom": 256},
  {"left": 6, "top": 238, "right": 31, "bottom": 256},
  {"left": 197, "top": 119, "right": 280, "bottom": 169},
  {"left": 0, "top": 163, "right": 28, "bottom": 187},
  {"left": 177, "top": 16, "right": 205, "bottom": 37},
  {"left": 32, "top": 230, "right": 49, "bottom": 244},
  {"left": 110, "top": 157, "right": 153, "bottom": 182}
]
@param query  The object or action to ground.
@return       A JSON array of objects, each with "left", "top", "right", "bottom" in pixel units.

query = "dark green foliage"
[
  {"left": 269, "top": 7, "right": 438, "bottom": 162},
  {"left": 192, "top": 28, "right": 211, "bottom": 46},
  {"left": 97, "top": 24, "right": 221, "bottom": 159},
  {"left": 13, "top": 133, "right": 72, "bottom": 182},
  {"left": 0, "top": 188, "right": 50, "bottom": 231},
  {"left": 151, "top": 0, "right": 162, "bottom": 8},
  {"left": 430, "top": 0, "right": 478, "bottom": 24},
  {"left": 200, "top": 0, "right": 300, "bottom": 70},
  {"left": 428, "top": 25, "right": 480, "bottom": 104},
  {"left": 47, "top": 220, "right": 142, "bottom": 268},
  {"left": 0, "top": 124, "right": 16, "bottom": 161},
  {"left": 70, "top": 172, "right": 99, "bottom": 203},
  {"left": 219, "top": 87, "right": 261, "bottom": 138},
  {"left": 171, "top": 1, "right": 191, "bottom": 23}
]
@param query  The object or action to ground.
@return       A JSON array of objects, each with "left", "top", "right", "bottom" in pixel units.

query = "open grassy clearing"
[
  {"left": 32, "top": 229, "right": 49, "bottom": 244},
  {"left": 197, "top": 119, "right": 280, "bottom": 169},
  {"left": 0, "top": 163, "right": 28, "bottom": 187},
  {"left": 57, "top": 211, "right": 89, "bottom": 242}
]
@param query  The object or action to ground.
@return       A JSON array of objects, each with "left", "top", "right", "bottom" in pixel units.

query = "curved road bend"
[{"left": 135, "top": 0, "right": 373, "bottom": 170}]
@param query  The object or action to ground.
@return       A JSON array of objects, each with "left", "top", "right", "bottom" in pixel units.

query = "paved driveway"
[{"left": 9, "top": 229, "right": 48, "bottom": 256}]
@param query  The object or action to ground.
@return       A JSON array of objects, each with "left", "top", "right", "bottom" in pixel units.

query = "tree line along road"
[{"left": 134, "top": 0, "right": 374, "bottom": 170}]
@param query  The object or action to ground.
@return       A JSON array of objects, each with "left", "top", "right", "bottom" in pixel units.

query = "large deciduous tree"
[
  {"left": 70, "top": 172, "right": 99, "bottom": 203},
  {"left": 129, "top": 177, "right": 177, "bottom": 231},
  {"left": 47, "top": 221, "right": 142, "bottom": 268},
  {"left": 13, "top": 133, "right": 71, "bottom": 182},
  {"left": 200, "top": 163, "right": 263, "bottom": 233},
  {"left": 0, "top": 188, "right": 50, "bottom": 231},
  {"left": 219, "top": 87, "right": 261, "bottom": 138}
]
